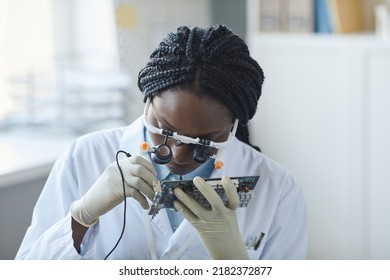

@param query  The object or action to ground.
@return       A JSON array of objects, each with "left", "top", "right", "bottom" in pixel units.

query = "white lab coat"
[{"left": 15, "top": 116, "right": 307, "bottom": 260}]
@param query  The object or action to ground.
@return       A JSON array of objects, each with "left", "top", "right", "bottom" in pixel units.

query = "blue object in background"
[{"left": 314, "top": 0, "right": 333, "bottom": 33}]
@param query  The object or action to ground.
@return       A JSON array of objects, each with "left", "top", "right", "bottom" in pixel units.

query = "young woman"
[{"left": 16, "top": 25, "right": 307, "bottom": 260}]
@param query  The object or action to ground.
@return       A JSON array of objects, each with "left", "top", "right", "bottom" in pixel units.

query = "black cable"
[{"left": 104, "top": 150, "right": 131, "bottom": 260}]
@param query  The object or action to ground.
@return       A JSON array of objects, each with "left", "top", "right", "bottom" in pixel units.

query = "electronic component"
[{"left": 148, "top": 176, "right": 260, "bottom": 219}]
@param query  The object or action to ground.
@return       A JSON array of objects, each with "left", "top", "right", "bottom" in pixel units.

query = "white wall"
[
  {"left": 248, "top": 34, "right": 390, "bottom": 259},
  {"left": 364, "top": 50, "right": 390, "bottom": 258}
]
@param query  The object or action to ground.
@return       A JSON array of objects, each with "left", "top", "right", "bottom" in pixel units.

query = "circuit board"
[{"left": 148, "top": 176, "right": 259, "bottom": 218}]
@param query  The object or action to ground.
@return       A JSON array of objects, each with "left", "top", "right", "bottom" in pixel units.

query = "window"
[{"left": 0, "top": 0, "right": 211, "bottom": 134}]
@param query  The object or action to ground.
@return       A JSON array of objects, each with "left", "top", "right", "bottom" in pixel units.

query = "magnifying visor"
[{"left": 141, "top": 97, "right": 238, "bottom": 168}]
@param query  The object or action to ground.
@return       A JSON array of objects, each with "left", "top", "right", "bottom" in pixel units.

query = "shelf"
[{"left": 248, "top": 32, "right": 390, "bottom": 51}]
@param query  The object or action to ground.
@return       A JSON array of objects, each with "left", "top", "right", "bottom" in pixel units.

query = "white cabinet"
[
  {"left": 365, "top": 50, "right": 390, "bottom": 259},
  {"left": 247, "top": 34, "right": 390, "bottom": 259}
]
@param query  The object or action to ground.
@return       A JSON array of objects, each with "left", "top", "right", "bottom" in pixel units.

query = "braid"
[
  {"left": 138, "top": 24, "right": 265, "bottom": 151},
  {"left": 138, "top": 26, "right": 198, "bottom": 97}
]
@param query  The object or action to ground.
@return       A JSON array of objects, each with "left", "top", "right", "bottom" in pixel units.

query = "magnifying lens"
[{"left": 151, "top": 134, "right": 173, "bottom": 164}]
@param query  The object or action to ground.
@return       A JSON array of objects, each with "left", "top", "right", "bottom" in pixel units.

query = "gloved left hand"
[{"left": 173, "top": 176, "right": 249, "bottom": 260}]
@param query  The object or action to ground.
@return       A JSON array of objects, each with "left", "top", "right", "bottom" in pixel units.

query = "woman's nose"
[{"left": 170, "top": 144, "right": 194, "bottom": 165}]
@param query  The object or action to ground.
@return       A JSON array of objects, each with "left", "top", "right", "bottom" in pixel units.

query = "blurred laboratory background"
[{"left": 0, "top": 0, "right": 389, "bottom": 260}]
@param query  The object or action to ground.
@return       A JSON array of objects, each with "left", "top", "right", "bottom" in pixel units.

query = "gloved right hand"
[
  {"left": 70, "top": 155, "right": 157, "bottom": 227},
  {"left": 173, "top": 176, "right": 249, "bottom": 260}
]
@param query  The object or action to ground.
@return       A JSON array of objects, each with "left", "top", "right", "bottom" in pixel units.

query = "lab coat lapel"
[
  {"left": 161, "top": 218, "right": 209, "bottom": 259},
  {"left": 149, "top": 208, "right": 174, "bottom": 240},
  {"left": 119, "top": 116, "right": 147, "bottom": 159}
]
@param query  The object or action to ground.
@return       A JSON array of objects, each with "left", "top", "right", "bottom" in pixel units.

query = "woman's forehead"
[{"left": 150, "top": 90, "right": 233, "bottom": 136}]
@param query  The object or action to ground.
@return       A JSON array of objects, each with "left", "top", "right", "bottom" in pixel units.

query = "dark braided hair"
[{"left": 138, "top": 24, "right": 265, "bottom": 151}]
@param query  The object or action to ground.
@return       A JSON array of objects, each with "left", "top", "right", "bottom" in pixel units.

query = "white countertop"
[{"left": 0, "top": 128, "right": 77, "bottom": 189}]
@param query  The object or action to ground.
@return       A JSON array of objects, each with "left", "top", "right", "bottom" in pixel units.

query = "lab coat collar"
[{"left": 119, "top": 116, "right": 147, "bottom": 159}]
